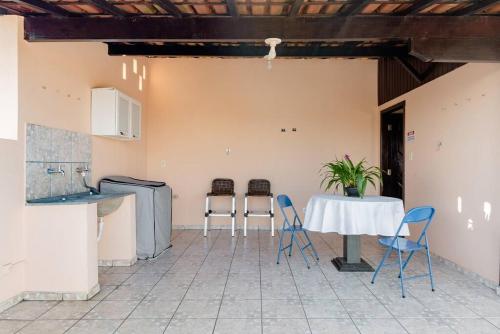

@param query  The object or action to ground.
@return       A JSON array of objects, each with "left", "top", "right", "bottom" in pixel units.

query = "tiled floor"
[{"left": 1, "top": 229, "right": 500, "bottom": 333}]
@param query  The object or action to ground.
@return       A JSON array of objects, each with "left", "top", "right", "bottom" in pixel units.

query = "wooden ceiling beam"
[
  {"left": 452, "top": 0, "right": 499, "bottom": 15},
  {"left": 340, "top": 0, "right": 372, "bottom": 16},
  {"left": 398, "top": 0, "right": 440, "bottom": 15},
  {"left": 24, "top": 16, "right": 500, "bottom": 42},
  {"left": 289, "top": 0, "right": 304, "bottom": 16},
  {"left": 410, "top": 37, "right": 500, "bottom": 62},
  {"left": 150, "top": 0, "right": 183, "bottom": 17},
  {"left": 226, "top": 0, "right": 238, "bottom": 16},
  {"left": 0, "top": 4, "right": 24, "bottom": 14},
  {"left": 107, "top": 42, "right": 410, "bottom": 57},
  {"left": 12, "top": 0, "right": 74, "bottom": 16},
  {"left": 81, "top": 0, "right": 128, "bottom": 16}
]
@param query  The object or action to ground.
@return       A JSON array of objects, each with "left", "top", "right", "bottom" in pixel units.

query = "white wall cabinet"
[{"left": 91, "top": 88, "right": 141, "bottom": 140}]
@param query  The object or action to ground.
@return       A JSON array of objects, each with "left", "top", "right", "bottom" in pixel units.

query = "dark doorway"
[{"left": 380, "top": 102, "right": 405, "bottom": 200}]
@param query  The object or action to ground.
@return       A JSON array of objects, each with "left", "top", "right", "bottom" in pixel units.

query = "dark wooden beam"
[
  {"left": 12, "top": 0, "right": 73, "bottom": 16},
  {"left": 226, "top": 0, "right": 238, "bottom": 16},
  {"left": 24, "top": 16, "right": 500, "bottom": 42},
  {"left": 452, "top": 0, "right": 499, "bottom": 15},
  {"left": 81, "top": 0, "right": 128, "bottom": 16},
  {"left": 398, "top": 0, "right": 440, "bottom": 15},
  {"left": 394, "top": 56, "right": 423, "bottom": 82},
  {"left": 150, "top": 0, "right": 183, "bottom": 17},
  {"left": 0, "top": 4, "right": 24, "bottom": 15},
  {"left": 289, "top": 0, "right": 304, "bottom": 16},
  {"left": 340, "top": 0, "right": 372, "bottom": 16},
  {"left": 410, "top": 37, "right": 500, "bottom": 62},
  {"left": 107, "top": 42, "right": 410, "bottom": 57}
]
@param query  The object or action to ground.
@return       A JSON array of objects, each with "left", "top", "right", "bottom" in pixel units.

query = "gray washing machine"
[{"left": 99, "top": 176, "right": 172, "bottom": 259}]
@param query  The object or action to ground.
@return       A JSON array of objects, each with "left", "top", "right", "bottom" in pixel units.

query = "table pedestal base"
[
  {"left": 331, "top": 235, "right": 374, "bottom": 272},
  {"left": 331, "top": 257, "right": 374, "bottom": 272}
]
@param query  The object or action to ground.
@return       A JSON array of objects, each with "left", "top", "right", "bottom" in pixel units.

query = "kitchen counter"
[{"left": 26, "top": 191, "right": 134, "bottom": 205}]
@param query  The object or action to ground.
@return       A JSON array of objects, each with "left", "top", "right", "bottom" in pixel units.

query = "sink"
[
  {"left": 27, "top": 192, "right": 131, "bottom": 211},
  {"left": 97, "top": 197, "right": 124, "bottom": 217}
]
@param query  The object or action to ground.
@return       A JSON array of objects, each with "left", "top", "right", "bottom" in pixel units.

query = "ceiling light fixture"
[{"left": 264, "top": 38, "right": 282, "bottom": 70}]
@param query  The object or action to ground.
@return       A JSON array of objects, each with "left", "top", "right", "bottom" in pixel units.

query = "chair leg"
[
  {"left": 244, "top": 196, "right": 248, "bottom": 238},
  {"left": 276, "top": 228, "right": 285, "bottom": 265},
  {"left": 401, "top": 250, "right": 415, "bottom": 271},
  {"left": 288, "top": 232, "right": 294, "bottom": 256},
  {"left": 397, "top": 249, "right": 406, "bottom": 298},
  {"left": 371, "top": 246, "right": 393, "bottom": 284},
  {"left": 293, "top": 232, "right": 311, "bottom": 269},
  {"left": 270, "top": 196, "right": 275, "bottom": 237},
  {"left": 204, "top": 196, "right": 210, "bottom": 237},
  {"left": 425, "top": 245, "right": 435, "bottom": 291},
  {"left": 303, "top": 230, "right": 319, "bottom": 261}
]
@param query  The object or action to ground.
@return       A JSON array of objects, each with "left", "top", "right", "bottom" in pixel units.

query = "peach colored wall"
[
  {"left": 25, "top": 204, "right": 98, "bottom": 294},
  {"left": 146, "top": 58, "right": 378, "bottom": 228},
  {"left": 98, "top": 195, "right": 136, "bottom": 264},
  {"left": 0, "top": 17, "right": 25, "bottom": 308},
  {"left": 377, "top": 64, "right": 500, "bottom": 284},
  {"left": 0, "top": 16, "right": 149, "bottom": 306}
]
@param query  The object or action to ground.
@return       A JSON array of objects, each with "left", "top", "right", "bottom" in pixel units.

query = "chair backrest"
[
  {"left": 396, "top": 206, "right": 436, "bottom": 244},
  {"left": 211, "top": 178, "right": 234, "bottom": 195},
  {"left": 277, "top": 194, "right": 301, "bottom": 228},
  {"left": 248, "top": 179, "right": 271, "bottom": 196}
]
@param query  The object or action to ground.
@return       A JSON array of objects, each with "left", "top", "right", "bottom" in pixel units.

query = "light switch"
[
  {"left": 225, "top": 148, "right": 231, "bottom": 155},
  {"left": 160, "top": 160, "right": 167, "bottom": 168},
  {"left": 409, "top": 152, "right": 413, "bottom": 161}
]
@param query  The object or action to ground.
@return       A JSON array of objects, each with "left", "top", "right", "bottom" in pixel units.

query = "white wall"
[
  {"left": 0, "top": 16, "right": 18, "bottom": 141},
  {"left": 378, "top": 63, "right": 500, "bottom": 284}
]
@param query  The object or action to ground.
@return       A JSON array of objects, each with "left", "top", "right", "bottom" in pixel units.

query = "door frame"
[{"left": 380, "top": 101, "right": 406, "bottom": 201}]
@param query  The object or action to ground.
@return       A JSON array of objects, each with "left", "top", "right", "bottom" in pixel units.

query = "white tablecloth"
[{"left": 303, "top": 194, "right": 408, "bottom": 236}]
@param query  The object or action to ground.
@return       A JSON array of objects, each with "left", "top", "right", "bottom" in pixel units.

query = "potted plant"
[{"left": 320, "top": 155, "right": 382, "bottom": 198}]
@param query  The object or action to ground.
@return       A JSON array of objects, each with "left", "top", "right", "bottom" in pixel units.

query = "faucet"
[
  {"left": 47, "top": 164, "right": 65, "bottom": 176},
  {"left": 76, "top": 164, "right": 100, "bottom": 194},
  {"left": 75, "top": 165, "right": 89, "bottom": 177}
]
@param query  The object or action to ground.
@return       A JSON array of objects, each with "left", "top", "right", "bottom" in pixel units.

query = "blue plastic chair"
[
  {"left": 371, "top": 206, "right": 436, "bottom": 298},
  {"left": 276, "top": 194, "right": 319, "bottom": 269}
]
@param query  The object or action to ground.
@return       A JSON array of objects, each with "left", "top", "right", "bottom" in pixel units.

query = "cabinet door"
[
  {"left": 117, "top": 93, "right": 130, "bottom": 137},
  {"left": 131, "top": 101, "right": 141, "bottom": 140}
]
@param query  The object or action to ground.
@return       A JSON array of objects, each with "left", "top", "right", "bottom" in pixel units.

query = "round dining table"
[{"left": 303, "top": 194, "right": 407, "bottom": 272}]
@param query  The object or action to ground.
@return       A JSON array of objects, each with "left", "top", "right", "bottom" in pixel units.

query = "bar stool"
[
  {"left": 244, "top": 179, "right": 275, "bottom": 237},
  {"left": 204, "top": 178, "right": 236, "bottom": 237}
]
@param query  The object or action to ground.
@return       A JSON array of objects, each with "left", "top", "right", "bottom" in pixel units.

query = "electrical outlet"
[{"left": 281, "top": 128, "right": 286, "bottom": 132}]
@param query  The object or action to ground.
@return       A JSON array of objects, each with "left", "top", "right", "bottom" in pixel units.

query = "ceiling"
[{"left": 1, "top": 0, "right": 499, "bottom": 60}]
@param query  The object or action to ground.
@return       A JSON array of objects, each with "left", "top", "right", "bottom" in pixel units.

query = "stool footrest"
[
  {"left": 205, "top": 210, "right": 236, "bottom": 218},
  {"left": 244, "top": 210, "right": 274, "bottom": 218}
]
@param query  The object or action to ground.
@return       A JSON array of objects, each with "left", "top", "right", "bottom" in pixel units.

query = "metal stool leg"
[
  {"left": 231, "top": 195, "right": 236, "bottom": 237},
  {"left": 244, "top": 195, "right": 248, "bottom": 237},
  {"left": 204, "top": 196, "right": 210, "bottom": 237},
  {"left": 270, "top": 196, "right": 275, "bottom": 237}
]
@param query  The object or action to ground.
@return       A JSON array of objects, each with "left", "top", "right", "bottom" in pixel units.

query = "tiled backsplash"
[{"left": 26, "top": 124, "right": 92, "bottom": 200}]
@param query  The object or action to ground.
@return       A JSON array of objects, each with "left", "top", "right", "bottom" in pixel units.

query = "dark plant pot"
[{"left": 344, "top": 187, "right": 360, "bottom": 197}]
